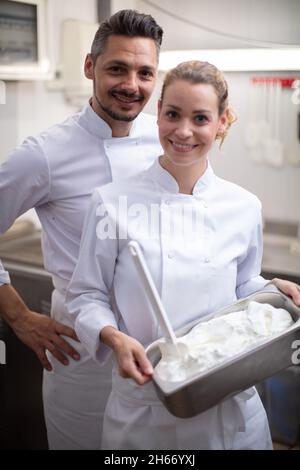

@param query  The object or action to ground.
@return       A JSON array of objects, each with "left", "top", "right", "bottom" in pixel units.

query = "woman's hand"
[
  {"left": 100, "top": 326, "right": 153, "bottom": 385},
  {"left": 271, "top": 278, "right": 300, "bottom": 306}
]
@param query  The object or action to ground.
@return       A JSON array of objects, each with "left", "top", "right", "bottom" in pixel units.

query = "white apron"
[
  {"left": 43, "top": 289, "right": 113, "bottom": 450},
  {"left": 101, "top": 368, "right": 272, "bottom": 450}
]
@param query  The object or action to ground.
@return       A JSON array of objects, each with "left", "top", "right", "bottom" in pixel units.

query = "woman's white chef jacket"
[
  {"left": 67, "top": 158, "right": 269, "bottom": 360},
  {"left": 0, "top": 102, "right": 162, "bottom": 450},
  {"left": 67, "top": 159, "right": 272, "bottom": 450},
  {"left": 0, "top": 102, "right": 161, "bottom": 291}
]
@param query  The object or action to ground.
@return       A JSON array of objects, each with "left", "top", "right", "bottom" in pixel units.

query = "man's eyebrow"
[
  {"left": 105, "top": 60, "right": 128, "bottom": 67},
  {"left": 105, "top": 61, "right": 155, "bottom": 71},
  {"left": 139, "top": 65, "right": 156, "bottom": 71}
]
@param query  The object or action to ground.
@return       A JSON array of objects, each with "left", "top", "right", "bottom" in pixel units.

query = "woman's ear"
[
  {"left": 219, "top": 108, "right": 229, "bottom": 131},
  {"left": 216, "top": 109, "right": 229, "bottom": 138}
]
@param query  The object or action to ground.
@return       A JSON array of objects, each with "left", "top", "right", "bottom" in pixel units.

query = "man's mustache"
[{"left": 110, "top": 89, "right": 144, "bottom": 101}]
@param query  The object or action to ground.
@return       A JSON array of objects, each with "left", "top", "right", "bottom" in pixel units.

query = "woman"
[{"left": 67, "top": 61, "right": 300, "bottom": 449}]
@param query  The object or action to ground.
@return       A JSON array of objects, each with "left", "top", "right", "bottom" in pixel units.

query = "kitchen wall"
[{"left": 0, "top": 0, "right": 299, "bottom": 224}]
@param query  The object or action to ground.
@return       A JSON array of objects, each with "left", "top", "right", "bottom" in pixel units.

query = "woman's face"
[{"left": 158, "top": 79, "right": 227, "bottom": 167}]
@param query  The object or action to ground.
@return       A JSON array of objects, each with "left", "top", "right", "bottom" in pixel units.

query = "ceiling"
[{"left": 135, "top": 0, "right": 300, "bottom": 51}]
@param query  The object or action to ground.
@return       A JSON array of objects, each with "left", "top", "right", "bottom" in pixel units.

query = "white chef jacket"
[
  {"left": 67, "top": 158, "right": 269, "bottom": 363},
  {"left": 0, "top": 260, "right": 9, "bottom": 284},
  {"left": 0, "top": 102, "right": 162, "bottom": 291}
]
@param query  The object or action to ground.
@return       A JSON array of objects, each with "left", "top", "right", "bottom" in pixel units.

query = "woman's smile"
[{"left": 168, "top": 139, "right": 199, "bottom": 153}]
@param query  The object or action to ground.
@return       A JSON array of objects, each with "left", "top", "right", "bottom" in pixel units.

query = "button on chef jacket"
[
  {"left": 0, "top": 102, "right": 162, "bottom": 292},
  {"left": 67, "top": 158, "right": 268, "bottom": 363}
]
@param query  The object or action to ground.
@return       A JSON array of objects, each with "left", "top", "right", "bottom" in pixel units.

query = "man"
[
  {"left": 0, "top": 10, "right": 163, "bottom": 449},
  {"left": 0, "top": 9, "right": 299, "bottom": 450}
]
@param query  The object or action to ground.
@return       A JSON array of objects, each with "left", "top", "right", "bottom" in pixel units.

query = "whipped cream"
[{"left": 155, "top": 302, "right": 294, "bottom": 382}]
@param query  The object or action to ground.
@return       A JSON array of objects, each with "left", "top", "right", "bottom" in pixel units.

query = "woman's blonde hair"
[{"left": 160, "top": 61, "right": 236, "bottom": 145}]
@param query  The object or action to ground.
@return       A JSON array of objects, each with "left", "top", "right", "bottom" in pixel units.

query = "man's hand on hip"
[
  {"left": 12, "top": 309, "right": 80, "bottom": 371},
  {"left": 0, "top": 284, "right": 80, "bottom": 370}
]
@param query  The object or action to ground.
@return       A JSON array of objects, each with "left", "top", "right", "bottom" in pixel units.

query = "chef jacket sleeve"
[
  {"left": 0, "top": 136, "right": 50, "bottom": 285},
  {"left": 0, "top": 260, "right": 10, "bottom": 285},
  {"left": 66, "top": 189, "right": 119, "bottom": 364},
  {"left": 236, "top": 200, "right": 269, "bottom": 298}
]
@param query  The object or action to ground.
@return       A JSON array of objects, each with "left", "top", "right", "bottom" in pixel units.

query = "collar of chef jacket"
[
  {"left": 147, "top": 158, "right": 215, "bottom": 196},
  {"left": 77, "top": 101, "right": 141, "bottom": 139}
]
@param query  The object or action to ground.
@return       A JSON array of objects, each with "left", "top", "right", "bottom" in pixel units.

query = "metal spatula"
[{"left": 128, "top": 241, "right": 188, "bottom": 356}]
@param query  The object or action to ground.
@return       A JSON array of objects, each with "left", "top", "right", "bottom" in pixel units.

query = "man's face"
[{"left": 85, "top": 35, "right": 158, "bottom": 125}]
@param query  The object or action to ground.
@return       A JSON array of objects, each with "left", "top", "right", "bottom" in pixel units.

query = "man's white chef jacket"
[{"left": 0, "top": 102, "right": 162, "bottom": 292}]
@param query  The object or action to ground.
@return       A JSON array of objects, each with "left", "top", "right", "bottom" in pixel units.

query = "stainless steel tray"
[{"left": 146, "top": 292, "right": 300, "bottom": 418}]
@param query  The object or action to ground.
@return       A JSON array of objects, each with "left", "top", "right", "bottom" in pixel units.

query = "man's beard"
[
  {"left": 95, "top": 95, "right": 138, "bottom": 122},
  {"left": 94, "top": 81, "right": 144, "bottom": 122}
]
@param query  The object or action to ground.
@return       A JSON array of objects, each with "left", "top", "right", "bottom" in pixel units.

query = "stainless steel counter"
[
  {"left": 262, "top": 234, "right": 300, "bottom": 281},
  {"left": 0, "top": 228, "right": 45, "bottom": 269}
]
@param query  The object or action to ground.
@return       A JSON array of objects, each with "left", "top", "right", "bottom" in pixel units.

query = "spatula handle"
[{"left": 128, "top": 241, "right": 177, "bottom": 344}]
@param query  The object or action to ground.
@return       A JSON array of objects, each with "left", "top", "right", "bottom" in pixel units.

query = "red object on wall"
[{"left": 251, "top": 77, "right": 300, "bottom": 88}]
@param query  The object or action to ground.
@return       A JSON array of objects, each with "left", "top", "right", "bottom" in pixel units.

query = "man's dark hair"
[{"left": 91, "top": 9, "right": 163, "bottom": 63}]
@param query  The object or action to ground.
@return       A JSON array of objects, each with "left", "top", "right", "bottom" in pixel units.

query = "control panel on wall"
[{"left": 0, "top": 0, "right": 52, "bottom": 80}]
